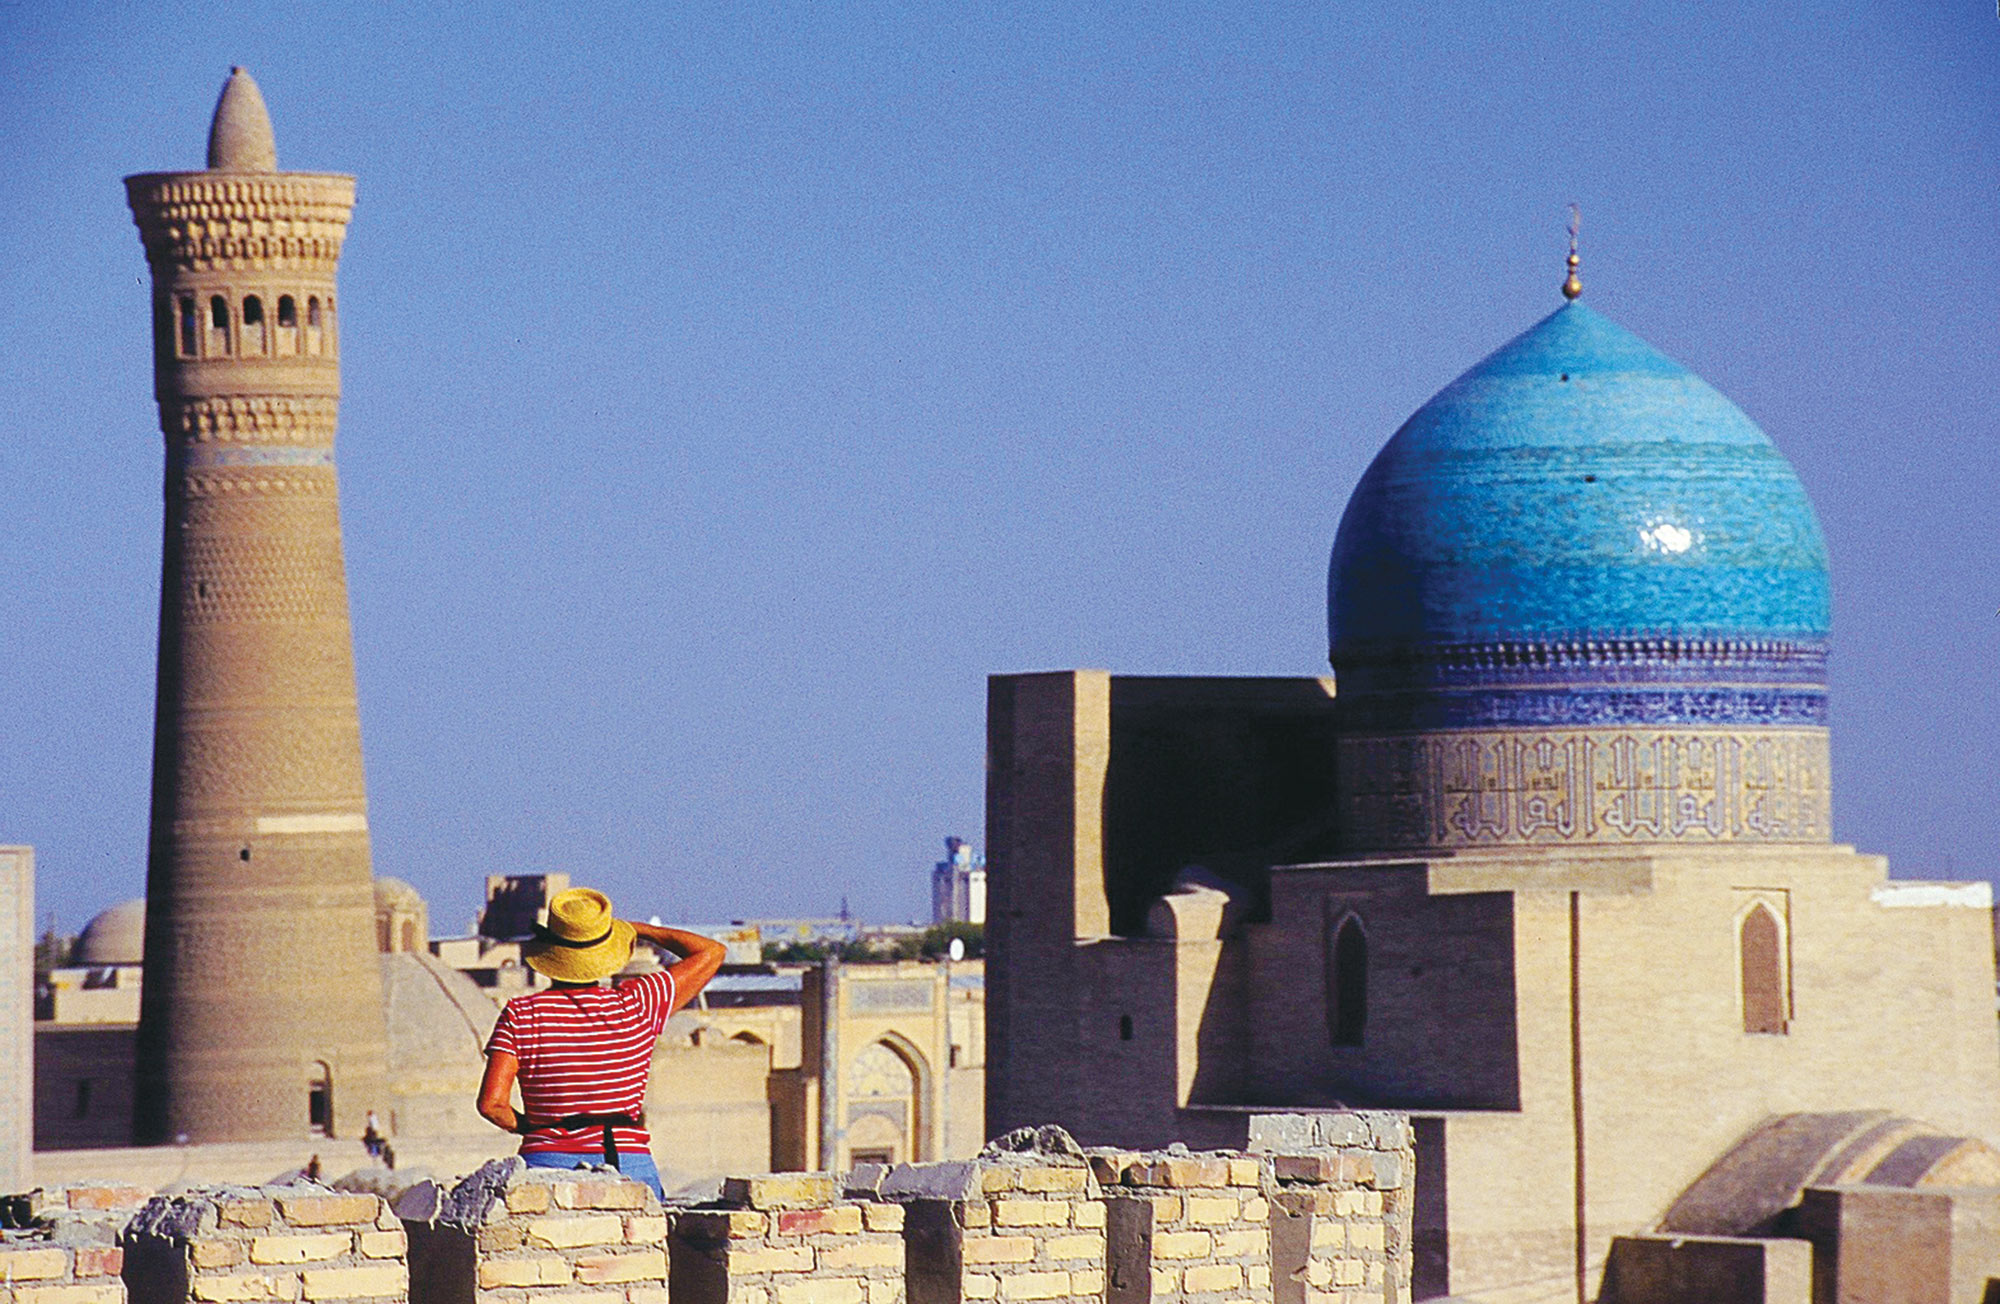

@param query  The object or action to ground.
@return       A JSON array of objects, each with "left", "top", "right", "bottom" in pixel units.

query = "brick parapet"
[
  {"left": 1249, "top": 1116, "right": 1415, "bottom": 1304},
  {"left": 862, "top": 1156, "right": 1102, "bottom": 1304},
  {"left": 1088, "top": 1152, "right": 1269, "bottom": 1304},
  {"left": 120, "top": 1185, "right": 405, "bottom": 1304},
  {"left": 396, "top": 1159, "right": 665, "bottom": 1304},
  {"left": 0, "top": 1185, "right": 151, "bottom": 1304},
  {"left": 670, "top": 1173, "right": 904, "bottom": 1304}
]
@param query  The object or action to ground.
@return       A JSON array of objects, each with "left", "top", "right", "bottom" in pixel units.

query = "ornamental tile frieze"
[{"left": 1335, "top": 727, "right": 1829, "bottom": 850}]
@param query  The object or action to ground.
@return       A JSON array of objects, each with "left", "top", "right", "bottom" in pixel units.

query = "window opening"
[
  {"left": 73, "top": 1079, "right": 93, "bottom": 1118},
  {"left": 178, "top": 297, "right": 198, "bottom": 356},
  {"left": 1740, "top": 903, "right": 1787, "bottom": 1035},
  {"left": 307, "top": 1062, "right": 333, "bottom": 1135},
  {"left": 306, "top": 297, "right": 322, "bottom": 355},
  {"left": 207, "top": 295, "right": 231, "bottom": 355},
  {"left": 1118, "top": 1014, "right": 1133, "bottom": 1041},
  {"left": 277, "top": 295, "right": 298, "bottom": 356},
  {"left": 1328, "top": 916, "right": 1367, "bottom": 1047},
  {"left": 242, "top": 295, "right": 266, "bottom": 354}
]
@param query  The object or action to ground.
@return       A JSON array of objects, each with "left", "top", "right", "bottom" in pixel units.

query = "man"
[{"left": 477, "top": 887, "right": 726, "bottom": 1198}]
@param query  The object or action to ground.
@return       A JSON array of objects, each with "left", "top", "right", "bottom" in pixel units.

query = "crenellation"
[{"left": 121, "top": 1184, "right": 406, "bottom": 1304}]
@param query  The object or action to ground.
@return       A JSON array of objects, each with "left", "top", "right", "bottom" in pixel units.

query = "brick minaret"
[{"left": 126, "top": 69, "right": 388, "bottom": 1142}]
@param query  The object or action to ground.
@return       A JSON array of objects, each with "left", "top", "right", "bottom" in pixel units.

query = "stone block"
[
  {"left": 962, "top": 1238, "right": 1037, "bottom": 1266},
  {"left": 527, "top": 1216, "right": 626, "bottom": 1250},
  {"left": 297, "top": 1264, "right": 407, "bottom": 1299},
  {"left": 355, "top": 1231, "right": 405, "bottom": 1260},
  {"left": 995, "top": 1271, "right": 1068, "bottom": 1301},
  {"left": 992, "top": 1202, "right": 1067, "bottom": 1228},
  {"left": 555, "top": 1182, "right": 651, "bottom": 1212},
  {"left": 573, "top": 1251, "right": 667, "bottom": 1285},
  {"left": 625, "top": 1216, "right": 669, "bottom": 1245},
  {"left": 480, "top": 1258, "right": 575, "bottom": 1289},
  {"left": 249, "top": 1234, "right": 351, "bottom": 1265},
  {"left": 1367, "top": 1154, "right": 1402, "bottom": 1192},
  {"left": 815, "top": 1243, "right": 902, "bottom": 1272},
  {"left": 862, "top": 1206, "right": 903, "bottom": 1234},
  {"left": 0, "top": 1251, "right": 71, "bottom": 1281},
  {"left": 774, "top": 1209, "right": 862, "bottom": 1238},
  {"left": 722, "top": 1177, "right": 840, "bottom": 1212},
  {"left": 276, "top": 1196, "right": 382, "bottom": 1229},
  {"left": 773, "top": 1278, "right": 864, "bottom": 1304}
]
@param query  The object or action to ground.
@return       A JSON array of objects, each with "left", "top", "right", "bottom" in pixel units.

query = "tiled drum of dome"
[{"left": 1326, "top": 303, "right": 1830, "bottom": 849}]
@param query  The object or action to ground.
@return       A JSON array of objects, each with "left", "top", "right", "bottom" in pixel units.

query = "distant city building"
[
  {"left": 931, "top": 837, "right": 986, "bottom": 925},
  {"left": 478, "top": 873, "right": 571, "bottom": 939}
]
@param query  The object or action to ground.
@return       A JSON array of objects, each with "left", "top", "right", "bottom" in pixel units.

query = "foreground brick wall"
[
  {"left": 877, "top": 1156, "right": 1103, "bottom": 1304},
  {"left": 396, "top": 1161, "right": 666, "bottom": 1304},
  {"left": 1250, "top": 1115, "right": 1415, "bottom": 1304},
  {"left": 669, "top": 1174, "right": 904, "bottom": 1304},
  {"left": 0, "top": 1185, "right": 151, "bottom": 1304},
  {"left": 1092, "top": 1154, "right": 1267, "bottom": 1304},
  {"left": 122, "top": 1188, "right": 406, "bottom": 1304}
]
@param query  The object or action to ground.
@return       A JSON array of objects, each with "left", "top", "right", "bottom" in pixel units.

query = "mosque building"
[{"left": 985, "top": 270, "right": 2000, "bottom": 1301}]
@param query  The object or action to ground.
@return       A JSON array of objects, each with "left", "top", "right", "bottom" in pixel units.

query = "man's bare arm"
[{"left": 631, "top": 922, "right": 727, "bottom": 1013}]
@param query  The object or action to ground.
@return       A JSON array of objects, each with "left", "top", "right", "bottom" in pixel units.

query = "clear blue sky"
[{"left": 2, "top": 2, "right": 1995, "bottom": 936}]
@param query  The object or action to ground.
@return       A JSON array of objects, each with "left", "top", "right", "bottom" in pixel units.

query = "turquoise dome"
[{"left": 1328, "top": 301, "right": 1829, "bottom": 657}]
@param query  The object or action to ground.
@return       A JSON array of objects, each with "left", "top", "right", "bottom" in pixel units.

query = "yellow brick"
[
  {"left": 375, "top": 1208, "right": 400, "bottom": 1233},
  {"left": 190, "top": 1275, "right": 297, "bottom": 1304},
  {"left": 1246, "top": 1265, "right": 1271, "bottom": 1290},
  {"left": 1017, "top": 1169, "right": 1087, "bottom": 1194},
  {"left": 980, "top": 1170, "right": 1018, "bottom": 1195},
  {"left": 1070, "top": 1203, "right": 1105, "bottom": 1231},
  {"left": 1334, "top": 1261, "right": 1364, "bottom": 1287},
  {"left": 15, "top": 1288, "right": 124, "bottom": 1304},
  {"left": 575, "top": 1251, "right": 667, "bottom": 1285},
  {"left": 1358, "top": 1194, "right": 1381, "bottom": 1217},
  {"left": 0, "top": 1251, "right": 71, "bottom": 1281},
  {"left": 220, "top": 1201, "right": 277, "bottom": 1229},
  {"left": 356, "top": 1231, "right": 406, "bottom": 1260},
  {"left": 963, "top": 1276, "right": 998, "bottom": 1301},
  {"left": 192, "top": 1241, "right": 247, "bottom": 1270},
  {"left": 506, "top": 1185, "right": 553, "bottom": 1214},
  {"left": 526, "top": 1292, "right": 621, "bottom": 1304},
  {"left": 1151, "top": 1268, "right": 1178, "bottom": 1295},
  {"left": 1209, "top": 1230, "right": 1263, "bottom": 1258},
  {"left": 1366, "top": 1262, "right": 1384, "bottom": 1287},
  {"left": 480, "top": 1258, "right": 573, "bottom": 1289},
  {"left": 722, "top": 1175, "right": 840, "bottom": 1211},
  {"left": 1183, "top": 1198, "right": 1238, "bottom": 1226},
  {"left": 724, "top": 1247, "right": 814, "bottom": 1275},
  {"left": 774, "top": 1208, "right": 863, "bottom": 1237},
  {"left": 1151, "top": 1231, "right": 1213, "bottom": 1260},
  {"left": 527, "top": 1215, "right": 626, "bottom": 1250},
  {"left": 729, "top": 1288, "right": 768, "bottom": 1304},
  {"left": 276, "top": 1195, "right": 381, "bottom": 1228},
  {"left": 960, "top": 1204, "right": 990, "bottom": 1230},
  {"left": 962, "top": 1237, "right": 1037, "bottom": 1266},
  {"left": 816, "top": 1242, "right": 902, "bottom": 1271},
  {"left": 866, "top": 1281, "right": 901, "bottom": 1304},
  {"left": 1180, "top": 1265, "right": 1243, "bottom": 1294},
  {"left": 1145, "top": 1197, "right": 1180, "bottom": 1223},
  {"left": 1039, "top": 1235, "right": 1102, "bottom": 1263},
  {"left": 774, "top": 1278, "right": 865, "bottom": 1304},
  {"left": 627, "top": 1289, "right": 670, "bottom": 1304},
  {"left": 992, "top": 1200, "right": 1067, "bottom": 1228},
  {"left": 1068, "top": 1270, "right": 1103, "bottom": 1297},
  {"left": 249, "top": 1234, "right": 351, "bottom": 1265},
  {"left": 1347, "top": 1223, "right": 1383, "bottom": 1254},
  {"left": 863, "top": 1205, "right": 904, "bottom": 1233},
  {"left": 1225, "top": 1160, "right": 1261, "bottom": 1188},
  {"left": 1304, "top": 1258, "right": 1332, "bottom": 1288},
  {"left": 996, "top": 1272, "right": 1069, "bottom": 1302},
  {"left": 1238, "top": 1200, "right": 1268, "bottom": 1224},
  {"left": 624, "top": 1216, "right": 669, "bottom": 1245},
  {"left": 1310, "top": 1223, "right": 1345, "bottom": 1252},
  {"left": 677, "top": 1212, "right": 767, "bottom": 1241},
  {"left": 555, "top": 1180, "right": 651, "bottom": 1211},
  {"left": 1332, "top": 1192, "right": 1362, "bottom": 1218},
  {"left": 299, "top": 1264, "right": 408, "bottom": 1300},
  {"left": 480, "top": 1225, "right": 526, "bottom": 1255}
]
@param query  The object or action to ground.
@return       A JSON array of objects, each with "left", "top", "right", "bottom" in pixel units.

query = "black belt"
[{"left": 522, "top": 1113, "right": 644, "bottom": 1168}]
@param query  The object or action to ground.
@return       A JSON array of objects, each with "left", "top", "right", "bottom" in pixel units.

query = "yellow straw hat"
[{"left": 522, "top": 888, "right": 636, "bottom": 983}]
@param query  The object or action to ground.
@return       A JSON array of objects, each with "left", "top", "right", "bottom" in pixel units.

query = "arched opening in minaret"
[
  {"left": 1326, "top": 913, "right": 1367, "bottom": 1047},
  {"left": 1740, "top": 903, "right": 1788, "bottom": 1035},
  {"left": 307, "top": 1061, "right": 333, "bottom": 1135},
  {"left": 178, "top": 297, "right": 198, "bottom": 357},
  {"left": 208, "top": 295, "right": 231, "bottom": 356},
  {"left": 242, "top": 296, "right": 266, "bottom": 355},
  {"left": 325, "top": 297, "right": 337, "bottom": 356},
  {"left": 276, "top": 296, "right": 298, "bottom": 356},
  {"left": 306, "top": 297, "right": 322, "bottom": 355}
]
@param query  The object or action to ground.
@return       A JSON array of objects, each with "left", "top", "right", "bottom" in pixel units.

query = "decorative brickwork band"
[{"left": 1336, "top": 728, "right": 1831, "bottom": 850}]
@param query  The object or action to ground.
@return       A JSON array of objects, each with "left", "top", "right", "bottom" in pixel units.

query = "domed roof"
[
  {"left": 76, "top": 898, "right": 146, "bottom": 966},
  {"left": 1328, "top": 301, "right": 1829, "bottom": 658},
  {"left": 374, "top": 877, "right": 425, "bottom": 910}
]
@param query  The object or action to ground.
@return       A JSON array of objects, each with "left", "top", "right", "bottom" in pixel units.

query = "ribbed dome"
[{"left": 1329, "top": 301, "right": 1829, "bottom": 659}]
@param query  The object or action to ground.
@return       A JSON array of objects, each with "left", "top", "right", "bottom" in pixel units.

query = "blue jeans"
[{"left": 522, "top": 1148, "right": 665, "bottom": 1200}]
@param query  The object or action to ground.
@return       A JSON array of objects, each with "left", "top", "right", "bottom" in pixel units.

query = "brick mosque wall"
[{"left": 24, "top": 1119, "right": 1414, "bottom": 1304}]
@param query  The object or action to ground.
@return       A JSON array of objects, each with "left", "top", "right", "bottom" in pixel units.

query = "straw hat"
[{"left": 522, "top": 888, "right": 636, "bottom": 983}]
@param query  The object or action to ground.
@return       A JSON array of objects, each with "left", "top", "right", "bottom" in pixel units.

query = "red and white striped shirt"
[{"left": 485, "top": 968, "right": 677, "bottom": 1156}]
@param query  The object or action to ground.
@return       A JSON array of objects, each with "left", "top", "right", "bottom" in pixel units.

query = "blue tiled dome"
[{"left": 1329, "top": 301, "right": 1829, "bottom": 658}]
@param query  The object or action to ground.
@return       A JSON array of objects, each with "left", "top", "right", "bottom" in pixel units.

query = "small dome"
[
  {"left": 1329, "top": 301, "right": 1829, "bottom": 658},
  {"left": 75, "top": 899, "right": 146, "bottom": 966},
  {"left": 206, "top": 67, "right": 277, "bottom": 172},
  {"left": 374, "top": 877, "right": 424, "bottom": 910}
]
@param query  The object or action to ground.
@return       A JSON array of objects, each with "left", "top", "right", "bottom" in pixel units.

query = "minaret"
[{"left": 125, "top": 69, "right": 388, "bottom": 1142}]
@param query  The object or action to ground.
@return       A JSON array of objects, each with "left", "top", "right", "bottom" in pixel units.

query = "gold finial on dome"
[{"left": 1562, "top": 203, "right": 1583, "bottom": 300}]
